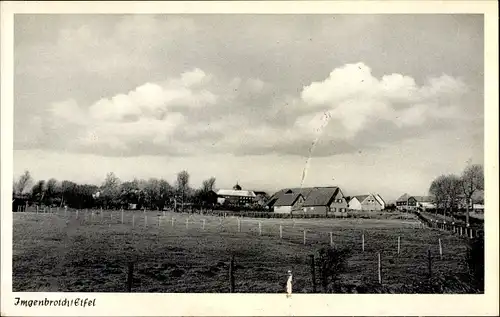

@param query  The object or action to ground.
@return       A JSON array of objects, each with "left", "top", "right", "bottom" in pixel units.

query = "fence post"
[
  {"left": 427, "top": 249, "right": 432, "bottom": 279},
  {"left": 121, "top": 210, "right": 124, "bottom": 224},
  {"left": 279, "top": 224, "right": 283, "bottom": 239},
  {"left": 303, "top": 230, "right": 307, "bottom": 245},
  {"left": 259, "top": 222, "right": 262, "bottom": 236},
  {"left": 438, "top": 238, "right": 443, "bottom": 260},
  {"left": 145, "top": 215, "right": 148, "bottom": 228},
  {"left": 76, "top": 209, "right": 79, "bottom": 219},
  {"left": 397, "top": 236, "right": 401, "bottom": 255},
  {"left": 132, "top": 215, "right": 135, "bottom": 227},
  {"left": 229, "top": 254, "right": 235, "bottom": 293},
  {"left": 101, "top": 210, "right": 103, "bottom": 222},
  {"left": 127, "top": 262, "right": 134, "bottom": 292},
  {"left": 362, "top": 232, "right": 365, "bottom": 252},
  {"left": 203, "top": 219, "right": 206, "bottom": 230},
  {"left": 309, "top": 254, "right": 316, "bottom": 293},
  {"left": 172, "top": 217, "right": 175, "bottom": 227},
  {"left": 330, "top": 232, "right": 333, "bottom": 247},
  {"left": 378, "top": 252, "right": 382, "bottom": 284},
  {"left": 186, "top": 218, "right": 189, "bottom": 229},
  {"left": 158, "top": 215, "right": 161, "bottom": 227}
]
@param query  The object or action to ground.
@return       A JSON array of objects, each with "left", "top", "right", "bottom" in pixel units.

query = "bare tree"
[
  {"left": 461, "top": 164, "right": 484, "bottom": 226},
  {"left": 429, "top": 175, "right": 447, "bottom": 213},
  {"left": 429, "top": 174, "right": 461, "bottom": 219},
  {"left": 201, "top": 177, "right": 216, "bottom": 193},
  {"left": 13, "top": 170, "right": 33, "bottom": 195},
  {"left": 176, "top": 170, "right": 190, "bottom": 212},
  {"left": 443, "top": 174, "right": 462, "bottom": 217}
]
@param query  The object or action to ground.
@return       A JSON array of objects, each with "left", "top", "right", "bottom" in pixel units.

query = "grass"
[{"left": 12, "top": 209, "right": 475, "bottom": 293}]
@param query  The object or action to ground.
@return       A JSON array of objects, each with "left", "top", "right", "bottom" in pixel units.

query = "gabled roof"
[
  {"left": 396, "top": 193, "right": 410, "bottom": 202},
  {"left": 412, "top": 196, "right": 433, "bottom": 202},
  {"left": 269, "top": 186, "right": 342, "bottom": 207},
  {"left": 216, "top": 189, "right": 256, "bottom": 197},
  {"left": 302, "top": 187, "right": 339, "bottom": 207},
  {"left": 374, "top": 194, "right": 386, "bottom": 206},
  {"left": 274, "top": 193, "right": 303, "bottom": 207},
  {"left": 354, "top": 195, "right": 370, "bottom": 203}
]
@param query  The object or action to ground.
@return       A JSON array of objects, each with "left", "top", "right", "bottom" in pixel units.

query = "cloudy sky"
[{"left": 13, "top": 14, "right": 484, "bottom": 201}]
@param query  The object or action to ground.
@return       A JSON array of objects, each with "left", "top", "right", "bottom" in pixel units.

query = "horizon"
[{"left": 13, "top": 14, "right": 484, "bottom": 203}]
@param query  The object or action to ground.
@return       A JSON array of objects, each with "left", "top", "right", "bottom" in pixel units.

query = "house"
[
  {"left": 396, "top": 193, "right": 435, "bottom": 211},
  {"left": 216, "top": 184, "right": 257, "bottom": 207},
  {"left": 273, "top": 192, "right": 305, "bottom": 214},
  {"left": 302, "top": 187, "right": 348, "bottom": 214},
  {"left": 413, "top": 196, "right": 435, "bottom": 210},
  {"left": 347, "top": 193, "right": 385, "bottom": 211},
  {"left": 269, "top": 186, "right": 348, "bottom": 215}
]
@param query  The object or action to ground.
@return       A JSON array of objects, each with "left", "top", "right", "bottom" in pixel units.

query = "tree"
[
  {"left": 100, "top": 172, "right": 121, "bottom": 209},
  {"left": 158, "top": 179, "right": 172, "bottom": 210},
  {"left": 429, "top": 174, "right": 461, "bottom": 218},
  {"left": 13, "top": 170, "right": 32, "bottom": 196},
  {"left": 44, "top": 178, "right": 61, "bottom": 206},
  {"left": 31, "top": 180, "right": 46, "bottom": 205},
  {"left": 461, "top": 164, "right": 484, "bottom": 226},
  {"left": 443, "top": 174, "right": 462, "bottom": 214},
  {"left": 429, "top": 175, "right": 447, "bottom": 212},
  {"left": 201, "top": 177, "right": 216, "bottom": 193},
  {"left": 176, "top": 170, "right": 190, "bottom": 212}
]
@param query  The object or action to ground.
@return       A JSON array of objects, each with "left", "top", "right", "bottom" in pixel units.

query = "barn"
[
  {"left": 269, "top": 186, "right": 348, "bottom": 215},
  {"left": 272, "top": 192, "right": 305, "bottom": 214}
]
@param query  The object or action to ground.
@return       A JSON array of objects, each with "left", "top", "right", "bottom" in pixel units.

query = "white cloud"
[
  {"left": 35, "top": 63, "right": 470, "bottom": 158},
  {"left": 298, "top": 62, "right": 467, "bottom": 137}
]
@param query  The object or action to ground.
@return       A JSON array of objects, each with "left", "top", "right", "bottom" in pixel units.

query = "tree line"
[
  {"left": 428, "top": 163, "right": 484, "bottom": 225},
  {"left": 12, "top": 170, "right": 218, "bottom": 211}
]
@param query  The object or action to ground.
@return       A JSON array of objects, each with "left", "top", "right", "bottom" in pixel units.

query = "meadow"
[{"left": 12, "top": 209, "right": 475, "bottom": 293}]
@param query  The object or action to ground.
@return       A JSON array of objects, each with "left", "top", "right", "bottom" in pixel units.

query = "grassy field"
[{"left": 12, "top": 209, "right": 475, "bottom": 293}]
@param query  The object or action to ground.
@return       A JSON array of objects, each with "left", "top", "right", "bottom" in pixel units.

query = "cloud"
[
  {"left": 21, "top": 62, "right": 470, "bottom": 158},
  {"left": 298, "top": 62, "right": 467, "bottom": 138}
]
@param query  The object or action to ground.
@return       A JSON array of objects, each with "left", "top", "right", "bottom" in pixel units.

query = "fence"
[
  {"left": 13, "top": 207, "right": 479, "bottom": 293},
  {"left": 413, "top": 211, "right": 482, "bottom": 239}
]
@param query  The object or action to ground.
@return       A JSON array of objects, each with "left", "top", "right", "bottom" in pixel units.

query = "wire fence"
[{"left": 12, "top": 207, "right": 478, "bottom": 293}]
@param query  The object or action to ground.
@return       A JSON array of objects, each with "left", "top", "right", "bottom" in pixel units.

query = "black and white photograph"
[{"left": 1, "top": 1, "right": 498, "bottom": 316}]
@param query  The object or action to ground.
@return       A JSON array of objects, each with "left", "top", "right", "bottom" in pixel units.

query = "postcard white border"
[{"left": 1, "top": 1, "right": 498, "bottom": 316}]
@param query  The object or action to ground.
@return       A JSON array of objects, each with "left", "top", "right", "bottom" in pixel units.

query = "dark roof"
[
  {"left": 396, "top": 194, "right": 432, "bottom": 203},
  {"left": 302, "top": 187, "right": 339, "bottom": 207},
  {"left": 274, "top": 193, "right": 303, "bottom": 207},
  {"left": 253, "top": 191, "right": 268, "bottom": 196},
  {"left": 354, "top": 195, "right": 369, "bottom": 203},
  {"left": 412, "top": 195, "right": 433, "bottom": 202}
]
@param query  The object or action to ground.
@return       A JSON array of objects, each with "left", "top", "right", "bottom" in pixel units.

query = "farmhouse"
[
  {"left": 272, "top": 192, "right": 305, "bottom": 213},
  {"left": 396, "top": 194, "right": 435, "bottom": 211},
  {"left": 216, "top": 184, "right": 257, "bottom": 207},
  {"left": 348, "top": 193, "right": 386, "bottom": 211},
  {"left": 269, "top": 186, "right": 348, "bottom": 215}
]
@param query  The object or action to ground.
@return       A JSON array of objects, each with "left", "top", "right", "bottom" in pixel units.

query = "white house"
[{"left": 348, "top": 194, "right": 385, "bottom": 211}]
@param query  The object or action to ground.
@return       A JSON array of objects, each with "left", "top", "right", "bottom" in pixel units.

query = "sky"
[{"left": 13, "top": 14, "right": 484, "bottom": 202}]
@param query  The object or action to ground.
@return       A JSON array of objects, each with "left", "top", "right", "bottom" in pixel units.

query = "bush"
[{"left": 315, "top": 245, "right": 352, "bottom": 293}]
